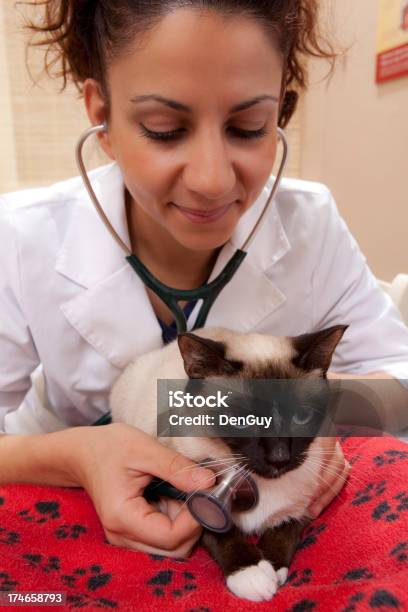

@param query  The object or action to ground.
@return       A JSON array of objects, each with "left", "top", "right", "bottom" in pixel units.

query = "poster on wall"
[{"left": 376, "top": 0, "right": 408, "bottom": 82}]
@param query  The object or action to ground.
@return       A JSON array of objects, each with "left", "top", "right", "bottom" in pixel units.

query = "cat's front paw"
[
  {"left": 226, "top": 560, "right": 279, "bottom": 602},
  {"left": 276, "top": 566, "right": 288, "bottom": 586}
]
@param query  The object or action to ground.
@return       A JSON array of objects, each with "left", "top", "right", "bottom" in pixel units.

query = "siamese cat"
[{"left": 110, "top": 325, "right": 347, "bottom": 602}]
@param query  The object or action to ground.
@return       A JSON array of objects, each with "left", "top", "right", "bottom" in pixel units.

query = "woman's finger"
[
  {"left": 107, "top": 494, "right": 202, "bottom": 550},
  {"left": 308, "top": 447, "right": 350, "bottom": 518},
  {"left": 106, "top": 498, "right": 202, "bottom": 558},
  {"left": 106, "top": 528, "right": 202, "bottom": 558},
  {"left": 128, "top": 430, "right": 215, "bottom": 492}
]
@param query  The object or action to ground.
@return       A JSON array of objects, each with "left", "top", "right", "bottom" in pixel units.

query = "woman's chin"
[
  {"left": 169, "top": 219, "right": 238, "bottom": 252},
  {"left": 174, "top": 231, "right": 233, "bottom": 252}
]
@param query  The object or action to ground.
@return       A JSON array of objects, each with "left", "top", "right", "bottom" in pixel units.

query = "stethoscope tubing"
[
  {"left": 76, "top": 124, "right": 288, "bottom": 425},
  {"left": 75, "top": 124, "right": 288, "bottom": 257}
]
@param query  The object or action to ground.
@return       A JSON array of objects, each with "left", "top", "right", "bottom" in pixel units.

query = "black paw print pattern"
[
  {"left": 149, "top": 553, "right": 186, "bottom": 564},
  {"left": 55, "top": 523, "right": 87, "bottom": 540},
  {"left": 342, "top": 590, "right": 402, "bottom": 612},
  {"left": 289, "top": 599, "right": 317, "bottom": 612},
  {"left": 297, "top": 524, "right": 326, "bottom": 550},
  {"left": 66, "top": 594, "right": 117, "bottom": 609},
  {"left": 147, "top": 569, "right": 198, "bottom": 599},
  {"left": 287, "top": 568, "right": 313, "bottom": 587},
  {"left": 372, "top": 491, "right": 408, "bottom": 522},
  {"left": 61, "top": 564, "right": 117, "bottom": 609},
  {"left": 369, "top": 589, "right": 401, "bottom": 609},
  {"left": 18, "top": 501, "right": 60, "bottom": 524},
  {"left": 23, "top": 553, "right": 60, "bottom": 573},
  {"left": 342, "top": 567, "right": 374, "bottom": 581},
  {"left": 349, "top": 454, "right": 361, "bottom": 466},
  {"left": 351, "top": 481, "right": 386, "bottom": 506},
  {"left": 61, "top": 564, "right": 111, "bottom": 591},
  {"left": 390, "top": 541, "right": 408, "bottom": 562},
  {"left": 0, "top": 526, "right": 19, "bottom": 545},
  {"left": 0, "top": 571, "right": 19, "bottom": 592},
  {"left": 342, "top": 592, "right": 365, "bottom": 612},
  {"left": 373, "top": 449, "right": 408, "bottom": 467}
]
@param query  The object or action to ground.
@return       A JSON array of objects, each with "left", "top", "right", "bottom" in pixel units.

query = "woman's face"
[{"left": 85, "top": 9, "right": 284, "bottom": 252}]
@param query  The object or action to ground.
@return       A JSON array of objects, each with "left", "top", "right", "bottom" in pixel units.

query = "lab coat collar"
[
  {"left": 57, "top": 163, "right": 290, "bottom": 369},
  {"left": 56, "top": 163, "right": 129, "bottom": 289}
]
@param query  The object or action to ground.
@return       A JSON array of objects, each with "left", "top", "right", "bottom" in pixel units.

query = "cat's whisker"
[
  {"left": 305, "top": 463, "right": 351, "bottom": 486},
  {"left": 144, "top": 460, "right": 246, "bottom": 495},
  {"left": 178, "top": 461, "right": 247, "bottom": 493},
  {"left": 165, "top": 456, "right": 243, "bottom": 479},
  {"left": 302, "top": 457, "right": 365, "bottom": 484},
  {"left": 211, "top": 461, "right": 249, "bottom": 480},
  {"left": 303, "top": 457, "right": 364, "bottom": 487},
  {"left": 228, "top": 464, "right": 251, "bottom": 494},
  {"left": 306, "top": 447, "right": 346, "bottom": 452},
  {"left": 300, "top": 462, "right": 344, "bottom": 497},
  {"left": 301, "top": 448, "right": 344, "bottom": 457},
  {"left": 307, "top": 448, "right": 349, "bottom": 454}
]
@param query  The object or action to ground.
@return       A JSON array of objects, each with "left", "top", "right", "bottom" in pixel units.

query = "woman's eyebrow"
[{"left": 129, "top": 94, "right": 279, "bottom": 112}]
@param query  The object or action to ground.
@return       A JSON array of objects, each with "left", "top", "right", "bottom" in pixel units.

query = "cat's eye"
[
  {"left": 292, "top": 409, "right": 313, "bottom": 426},
  {"left": 232, "top": 422, "right": 250, "bottom": 430}
]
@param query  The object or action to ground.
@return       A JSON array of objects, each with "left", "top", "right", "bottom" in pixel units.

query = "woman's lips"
[{"left": 171, "top": 201, "right": 235, "bottom": 224}]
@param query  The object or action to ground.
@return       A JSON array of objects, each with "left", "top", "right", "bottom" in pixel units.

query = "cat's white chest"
[{"left": 233, "top": 457, "right": 318, "bottom": 533}]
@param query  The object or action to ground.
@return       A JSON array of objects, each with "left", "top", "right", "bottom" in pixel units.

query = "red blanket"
[{"left": 1, "top": 435, "right": 407, "bottom": 611}]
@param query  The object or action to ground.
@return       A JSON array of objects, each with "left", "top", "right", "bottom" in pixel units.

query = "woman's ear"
[{"left": 83, "top": 78, "right": 115, "bottom": 160}]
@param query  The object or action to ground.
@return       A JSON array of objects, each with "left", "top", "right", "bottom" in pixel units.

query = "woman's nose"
[{"left": 182, "top": 131, "right": 236, "bottom": 201}]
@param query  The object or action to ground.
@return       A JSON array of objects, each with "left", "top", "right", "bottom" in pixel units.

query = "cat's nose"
[{"left": 267, "top": 441, "right": 290, "bottom": 466}]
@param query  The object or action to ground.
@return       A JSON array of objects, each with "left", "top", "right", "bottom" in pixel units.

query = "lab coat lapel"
[
  {"left": 196, "top": 178, "right": 290, "bottom": 331},
  {"left": 56, "top": 164, "right": 163, "bottom": 369},
  {"left": 202, "top": 245, "right": 287, "bottom": 332}
]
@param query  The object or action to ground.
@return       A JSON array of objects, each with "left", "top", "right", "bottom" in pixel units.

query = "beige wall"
[
  {"left": 0, "top": 3, "right": 18, "bottom": 190},
  {"left": 301, "top": 0, "right": 408, "bottom": 280},
  {"left": 0, "top": 3, "right": 107, "bottom": 193}
]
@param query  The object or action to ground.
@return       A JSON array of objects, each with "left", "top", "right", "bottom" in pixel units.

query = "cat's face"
[{"left": 177, "top": 325, "right": 347, "bottom": 479}]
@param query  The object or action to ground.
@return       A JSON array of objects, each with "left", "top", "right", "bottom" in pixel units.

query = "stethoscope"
[
  {"left": 76, "top": 122, "right": 288, "bottom": 336},
  {"left": 143, "top": 459, "right": 259, "bottom": 533},
  {"left": 75, "top": 122, "right": 288, "bottom": 532}
]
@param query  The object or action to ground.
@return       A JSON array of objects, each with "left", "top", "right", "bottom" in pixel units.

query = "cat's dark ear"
[
  {"left": 292, "top": 325, "right": 348, "bottom": 375},
  {"left": 177, "top": 333, "right": 242, "bottom": 378}
]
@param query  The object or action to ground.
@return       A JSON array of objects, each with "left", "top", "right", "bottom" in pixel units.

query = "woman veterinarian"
[{"left": 1, "top": 0, "right": 408, "bottom": 563}]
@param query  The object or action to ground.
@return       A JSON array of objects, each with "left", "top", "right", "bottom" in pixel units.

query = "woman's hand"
[
  {"left": 307, "top": 438, "right": 350, "bottom": 519},
  {"left": 70, "top": 422, "right": 215, "bottom": 558}
]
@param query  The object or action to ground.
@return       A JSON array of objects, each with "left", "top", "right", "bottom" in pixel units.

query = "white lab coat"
[{"left": 1, "top": 162, "right": 407, "bottom": 434}]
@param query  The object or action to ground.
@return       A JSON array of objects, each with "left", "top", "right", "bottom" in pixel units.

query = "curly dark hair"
[{"left": 20, "top": 0, "right": 336, "bottom": 128}]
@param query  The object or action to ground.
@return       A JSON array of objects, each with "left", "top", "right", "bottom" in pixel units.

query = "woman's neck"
[{"left": 125, "top": 192, "right": 221, "bottom": 290}]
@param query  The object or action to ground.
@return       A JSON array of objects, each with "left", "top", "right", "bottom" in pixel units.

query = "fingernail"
[{"left": 191, "top": 467, "right": 214, "bottom": 486}]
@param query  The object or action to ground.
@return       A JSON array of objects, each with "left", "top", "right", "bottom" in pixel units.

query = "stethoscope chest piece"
[
  {"left": 186, "top": 462, "right": 259, "bottom": 533},
  {"left": 143, "top": 460, "right": 259, "bottom": 533}
]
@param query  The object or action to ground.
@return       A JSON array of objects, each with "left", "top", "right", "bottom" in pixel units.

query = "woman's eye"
[{"left": 138, "top": 124, "right": 269, "bottom": 142}]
